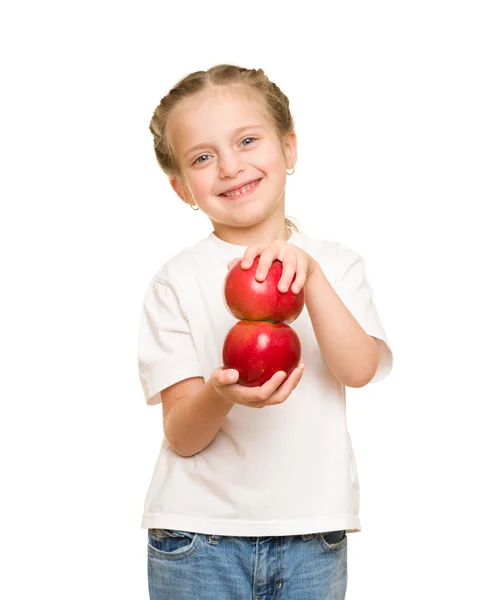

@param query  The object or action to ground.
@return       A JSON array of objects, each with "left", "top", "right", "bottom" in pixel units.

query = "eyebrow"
[{"left": 183, "top": 125, "right": 266, "bottom": 158}]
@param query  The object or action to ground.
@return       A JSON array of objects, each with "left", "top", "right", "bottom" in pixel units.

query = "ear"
[
  {"left": 169, "top": 177, "right": 190, "bottom": 205},
  {"left": 283, "top": 130, "right": 298, "bottom": 169}
]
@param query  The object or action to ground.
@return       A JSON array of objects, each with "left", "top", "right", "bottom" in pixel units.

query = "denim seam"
[
  {"left": 275, "top": 537, "right": 285, "bottom": 599},
  {"left": 253, "top": 539, "right": 260, "bottom": 597},
  {"left": 271, "top": 537, "right": 280, "bottom": 600}
]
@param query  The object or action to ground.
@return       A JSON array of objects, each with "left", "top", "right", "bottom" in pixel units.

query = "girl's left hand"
[{"left": 227, "top": 239, "right": 319, "bottom": 294}]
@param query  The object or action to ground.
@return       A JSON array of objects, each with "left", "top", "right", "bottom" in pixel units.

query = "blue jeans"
[{"left": 147, "top": 528, "right": 347, "bottom": 599}]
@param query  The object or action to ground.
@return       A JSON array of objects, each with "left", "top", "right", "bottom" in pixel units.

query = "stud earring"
[
  {"left": 286, "top": 166, "right": 295, "bottom": 175},
  {"left": 190, "top": 203, "right": 200, "bottom": 211}
]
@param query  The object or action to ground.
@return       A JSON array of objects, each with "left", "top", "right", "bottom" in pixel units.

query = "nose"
[{"left": 218, "top": 150, "right": 245, "bottom": 179}]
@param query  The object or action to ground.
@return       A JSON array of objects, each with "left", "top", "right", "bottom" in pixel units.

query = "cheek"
[
  {"left": 189, "top": 174, "right": 213, "bottom": 197},
  {"left": 261, "top": 145, "right": 287, "bottom": 173}
]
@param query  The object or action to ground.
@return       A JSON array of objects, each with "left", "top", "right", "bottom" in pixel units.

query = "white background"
[{"left": 1, "top": 1, "right": 479, "bottom": 598}]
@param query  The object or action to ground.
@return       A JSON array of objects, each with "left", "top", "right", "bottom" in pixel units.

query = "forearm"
[
  {"left": 164, "top": 379, "right": 235, "bottom": 457},
  {"left": 304, "top": 263, "right": 379, "bottom": 387}
]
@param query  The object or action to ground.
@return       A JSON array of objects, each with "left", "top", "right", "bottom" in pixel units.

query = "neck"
[{"left": 211, "top": 218, "right": 292, "bottom": 247}]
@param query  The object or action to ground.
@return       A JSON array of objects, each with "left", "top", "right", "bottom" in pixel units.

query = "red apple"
[
  {"left": 222, "top": 320, "right": 302, "bottom": 387},
  {"left": 224, "top": 256, "right": 304, "bottom": 324}
]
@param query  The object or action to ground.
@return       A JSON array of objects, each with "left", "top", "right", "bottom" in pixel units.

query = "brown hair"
[{"left": 149, "top": 64, "right": 300, "bottom": 233}]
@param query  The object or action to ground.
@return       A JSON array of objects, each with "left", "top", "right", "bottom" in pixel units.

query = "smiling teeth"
[{"left": 223, "top": 181, "right": 258, "bottom": 197}]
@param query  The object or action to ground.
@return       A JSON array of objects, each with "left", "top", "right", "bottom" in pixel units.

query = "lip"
[{"left": 219, "top": 178, "right": 262, "bottom": 198}]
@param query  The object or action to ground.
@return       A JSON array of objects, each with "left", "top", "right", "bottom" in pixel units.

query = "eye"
[
  {"left": 241, "top": 137, "right": 257, "bottom": 146},
  {"left": 193, "top": 154, "right": 210, "bottom": 165}
]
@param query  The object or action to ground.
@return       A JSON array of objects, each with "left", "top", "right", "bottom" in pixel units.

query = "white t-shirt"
[{"left": 137, "top": 228, "right": 393, "bottom": 536}]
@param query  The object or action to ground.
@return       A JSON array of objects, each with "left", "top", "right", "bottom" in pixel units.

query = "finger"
[
  {"left": 252, "top": 370, "right": 287, "bottom": 401},
  {"left": 249, "top": 368, "right": 300, "bottom": 408},
  {"left": 268, "top": 366, "right": 303, "bottom": 404},
  {"left": 241, "top": 244, "right": 267, "bottom": 269},
  {"left": 227, "top": 258, "right": 242, "bottom": 270},
  {"left": 267, "top": 364, "right": 305, "bottom": 405},
  {"left": 278, "top": 256, "right": 298, "bottom": 293},
  {"left": 291, "top": 262, "right": 307, "bottom": 294},
  {"left": 213, "top": 368, "right": 239, "bottom": 387},
  {"left": 240, "top": 371, "right": 286, "bottom": 406},
  {"left": 247, "top": 369, "right": 293, "bottom": 408},
  {"left": 255, "top": 250, "right": 278, "bottom": 282}
]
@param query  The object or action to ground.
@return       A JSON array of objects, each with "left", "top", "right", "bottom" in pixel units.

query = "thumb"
[{"left": 212, "top": 367, "right": 239, "bottom": 387}]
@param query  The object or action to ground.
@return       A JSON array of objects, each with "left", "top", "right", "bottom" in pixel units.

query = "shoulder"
[{"left": 150, "top": 237, "right": 210, "bottom": 287}]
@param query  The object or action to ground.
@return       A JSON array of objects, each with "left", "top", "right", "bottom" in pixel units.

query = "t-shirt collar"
[{"left": 207, "top": 228, "right": 298, "bottom": 254}]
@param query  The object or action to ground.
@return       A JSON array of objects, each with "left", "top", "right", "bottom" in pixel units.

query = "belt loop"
[{"left": 208, "top": 534, "right": 221, "bottom": 545}]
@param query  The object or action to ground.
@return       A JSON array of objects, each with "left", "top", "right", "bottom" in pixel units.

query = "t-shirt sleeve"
[
  {"left": 334, "top": 245, "right": 393, "bottom": 384},
  {"left": 138, "top": 277, "right": 204, "bottom": 405}
]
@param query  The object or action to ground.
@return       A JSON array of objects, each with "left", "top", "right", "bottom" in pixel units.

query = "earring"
[
  {"left": 190, "top": 203, "right": 200, "bottom": 211},
  {"left": 286, "top": 166, "right": 295, "bottom": 175}
]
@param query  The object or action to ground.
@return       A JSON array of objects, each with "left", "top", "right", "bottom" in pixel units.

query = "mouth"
[{"left": 219, "top": 178, "right": 262, "bottom": 199}]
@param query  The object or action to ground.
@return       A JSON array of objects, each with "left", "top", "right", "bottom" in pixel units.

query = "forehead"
[{"left": 168, "top": 85, "right": 273, "bottom": 147}]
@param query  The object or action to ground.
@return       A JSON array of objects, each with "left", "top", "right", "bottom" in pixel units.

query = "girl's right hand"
[{"left": 210, "top": 363, "right": 305, "bottom": 409}]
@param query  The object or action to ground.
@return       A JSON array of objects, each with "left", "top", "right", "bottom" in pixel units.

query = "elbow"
[
  {"left": 344, "top": 340, "right": 380, "bottom": 388},
  {"left": 167, "top": 440, "right": 197, "bottom": 458},
  {"left": 344, "top": 374, "right": 371, "bottom": 388},
  {"left": 344, "top": 359, "right": 380, "bottom": 388},
  {"left": 174, "top": 448, "right": 197, "bottom": 458},
  {"left": 344, "top": 363, "right": 378, "bottom": 388},
  {"left": 165, "top": 436, "right": 194, "bottom": 458},
  {"left": 164, "top": 432, "right": 204, "bottom": 458},
  {"left": 344, "top": 372, "right": 373, "bottom": 388}
]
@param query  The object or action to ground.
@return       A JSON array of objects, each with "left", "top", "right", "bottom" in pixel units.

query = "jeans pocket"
[
  {"left": 320, "top": 530, "right": 347, "bottom": 550},
  {"left": 147, "top": 529, "right": 199, "bottom": 558}
]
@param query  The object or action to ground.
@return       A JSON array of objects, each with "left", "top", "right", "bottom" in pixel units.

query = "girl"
[{"left": 138, "top": 64, "right": 393, "bottom": 600}]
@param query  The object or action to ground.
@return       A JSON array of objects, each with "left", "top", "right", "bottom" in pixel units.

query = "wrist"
[
  {"left": 304, "top": 261, "right": 326, "bottom": 305},
  {"left": 207, "top": 378, "right": 236, "bottom": 407},
  {"left": 306, "top": 259, "right": 322, "bottom": 282}
]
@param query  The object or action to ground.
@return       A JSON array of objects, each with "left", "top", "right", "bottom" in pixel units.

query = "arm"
[
  {"left": 164, "top": 365, "right": 304, "bottom": 457},
  {"left": 163, "top": 378, "right": 235, "bottom": 458},
  {"left": 304, "top": 263, "right": 380, "bottom": 388}
]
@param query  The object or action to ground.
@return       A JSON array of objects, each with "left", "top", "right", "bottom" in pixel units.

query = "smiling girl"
[{"left": 138, "top": 64, "right": 393, "bottom": 600}]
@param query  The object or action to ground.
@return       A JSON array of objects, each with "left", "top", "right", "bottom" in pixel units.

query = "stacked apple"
[{"left": 222, "top": 256, "right": 304, "bottom": 387}]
